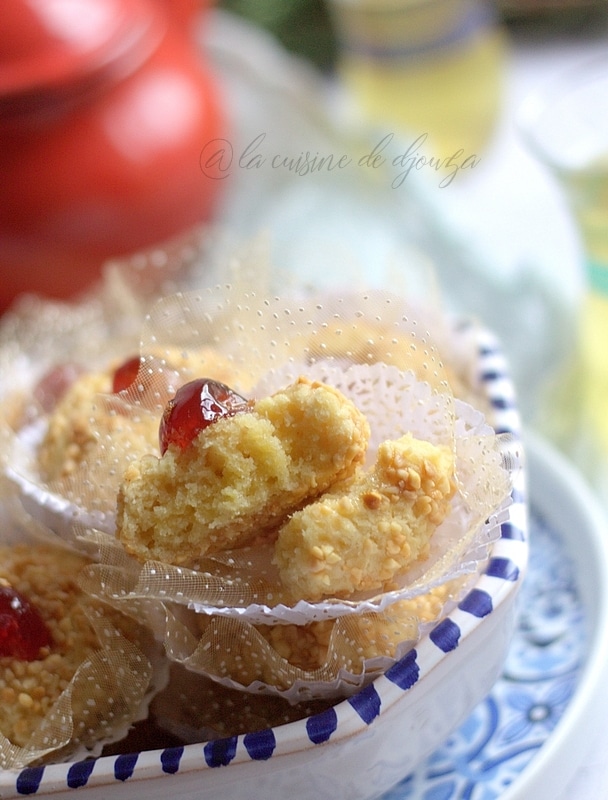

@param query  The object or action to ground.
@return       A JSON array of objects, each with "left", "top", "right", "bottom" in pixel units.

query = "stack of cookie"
[{"left": 0, "top": 285, "right": 516, "bottom": 757}]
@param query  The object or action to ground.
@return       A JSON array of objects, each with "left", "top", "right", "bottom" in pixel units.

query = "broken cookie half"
[
  {"left": 274, "top": 433, "right": 456, "bottom": 601},
  {"left": 116, "top": 377, "right": 371, "bottom": 566}
]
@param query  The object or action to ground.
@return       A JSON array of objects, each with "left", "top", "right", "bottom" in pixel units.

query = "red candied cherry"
[
  {"left": 111, "top": 355, "right": 183, "bottom": 412},
  {"left": 112, "top": 355, "right": 142, "bottom": 394},
  {"left": 159, "top": 378, "right": 251, "bottom": 455},
  {"left": 0, "top": 586, "right": 53, "bottom": 661}
]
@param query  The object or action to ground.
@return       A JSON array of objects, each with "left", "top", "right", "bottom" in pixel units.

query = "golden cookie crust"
[
  {"left": 274, "top": 433, "right": 456, "bottom": 600},
  {"left": 116, "top": 377, "right": 371, "bottom": 566},
  {"left": 38, "top": 370, "right": 159, "bottom": 483},
  {"left": 0, "top": 544, "right": 109, "bottom": 748},
  {"left": 37, "top": 347, "right": 249, "bottom": 484}
]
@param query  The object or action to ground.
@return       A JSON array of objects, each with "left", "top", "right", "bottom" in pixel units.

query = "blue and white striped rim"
[{"left": 4, "top": 323, "right": 528, "bottom": 796}]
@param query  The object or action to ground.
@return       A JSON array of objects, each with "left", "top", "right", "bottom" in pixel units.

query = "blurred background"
[
  {"left": 2, "top": 5, "right": 608, "bottom": 796},
  {"left": 219, "top": 0, "right": 608, "bottom": 73},
  {"left": 1, "top": 0, "right": 608, "bottom": 503}
]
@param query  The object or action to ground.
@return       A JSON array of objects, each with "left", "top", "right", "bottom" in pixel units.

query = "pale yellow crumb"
[{"left": 116, "top": 377, "right": 371, "bottom": 566}]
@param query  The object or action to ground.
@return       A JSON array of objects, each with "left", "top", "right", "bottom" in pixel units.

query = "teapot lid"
[{"left": 0, "top": 0, "right": 163, "bottom": 98}]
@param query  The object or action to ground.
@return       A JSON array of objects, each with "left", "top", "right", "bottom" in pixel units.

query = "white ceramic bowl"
[{"left": 0, "top": 325, "right": 527, "bottom": 800}]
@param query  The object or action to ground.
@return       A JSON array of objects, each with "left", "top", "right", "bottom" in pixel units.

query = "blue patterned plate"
[{"left": 382, "top": 432, "right": 608, "bottom": 800}]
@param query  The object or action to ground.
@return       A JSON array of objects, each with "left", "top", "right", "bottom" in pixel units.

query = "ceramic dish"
[
  {"left": 0, "top": 327, "right": 527, "bottom": 799},
  {"left": 383, "top": 431, "right": 608, "bottom": 799},
  {"left": 501, "top": 432, "right": 608, "bottom": 800}
]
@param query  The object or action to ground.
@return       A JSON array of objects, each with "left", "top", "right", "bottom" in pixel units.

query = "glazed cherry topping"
[
  {"left": 112, "top": 356, "right": 141, "bottom": 394},
  {"left": 0, "top": 586, "right": 53, "bottom": 661},
  {"left": 159, "top": 378, "right": 250, "bottom": 455}
]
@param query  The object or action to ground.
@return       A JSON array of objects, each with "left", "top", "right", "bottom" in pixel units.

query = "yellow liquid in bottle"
[
  {"left": 544, "top": 158, "right": 608, "bottom": 491},
  {"left": 330, "top": 0, "right": 507, "bottom": 161},
  {"left": 569, "top": 159, "right": 608, "bottom": 455},
  {"left": 339, "top": 27, "right": 506, "bottom": 159}
]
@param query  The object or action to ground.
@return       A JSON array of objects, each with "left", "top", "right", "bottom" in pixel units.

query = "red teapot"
[{"left": 0, "top": 0, "right": 226, "bottom": 312}]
